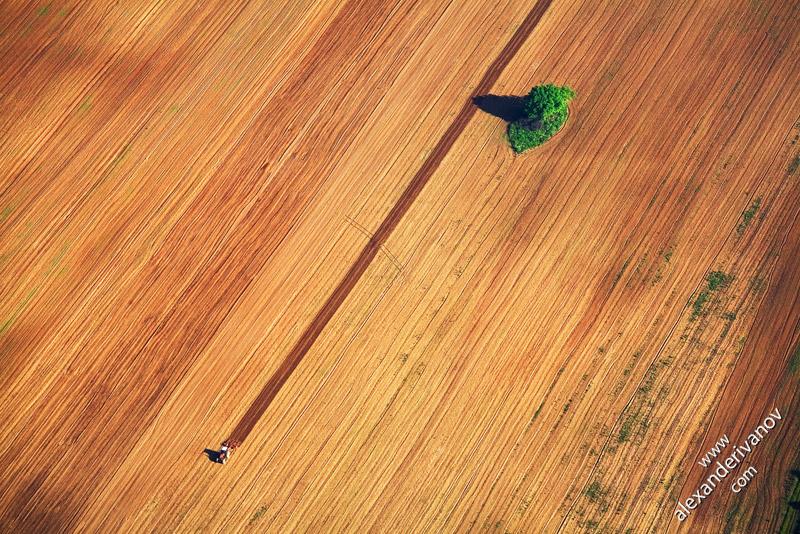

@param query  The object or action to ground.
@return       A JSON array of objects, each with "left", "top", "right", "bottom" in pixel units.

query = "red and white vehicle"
[{"left": 218, "top": 440, "right": 241, "bottom": 465}]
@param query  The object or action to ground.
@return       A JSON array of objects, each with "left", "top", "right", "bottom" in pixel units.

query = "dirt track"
[
  {"left": 1, "top": 0, "right": 799, "bottom": 532},
  {"left": 229, "top": 0, "right": 553, "bottom": 445}
]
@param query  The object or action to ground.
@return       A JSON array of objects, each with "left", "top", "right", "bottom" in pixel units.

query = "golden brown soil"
[{"left": 1, "top": 0, "right": 799, "bottom": 532}]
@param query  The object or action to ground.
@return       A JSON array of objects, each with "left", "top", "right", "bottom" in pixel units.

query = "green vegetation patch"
[
  {"left": 650, "top": 247, "right": 675, "bottom": 285},
  {"left": 789, "top": 343, "right": 800, "bottom": 376},
  {"left": 707, "top": 271, "right": 732, "bottom": 290},
  {"left": 736, "top": 197, "right": 761, "bottom": 235},
  {"left": 508, "top": 84, "right": 575, "bottom": 153},
  {"left": 249, "top": 505, "right": 268, "bottom": 526},
  {"left": 779, "top": 471, "right": 800, "bottom": 534},
  {"left": 618, "top": 417, "right": 634, "bottom": 443},
  {"left": 750, "top": 276, "right": 766, "bottom": 293},
  {"left": 0, "top": 206, "right": 13, "bottom": 223},
  {"left": 690, "top": 271, "right": 732, "bottom": 321},
  {"left": 691, "top": 291, "right": 710, "bottom": 321},
  {"left": 585, "top": 481, "right": 604, "bottom": 502},
  {"left": 788, "top": 154, "right": 800, "bottom": 175},
  {"left": 613, "top": 258, "right": 630, "bottom": 287},
  {"left": 531, "top": 401, "right": 544, "bottom": 421},
  {"left": 618, "top": 408, "right": 651, "bottom": 444},
  {"left": 724, "top": 499, "right": 742, "bottom": 534},
  {"left": 77, "top": 95, "right": 93, "bottom": 114}
]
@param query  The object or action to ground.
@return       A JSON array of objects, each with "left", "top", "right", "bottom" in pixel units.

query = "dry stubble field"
[{"left": 1, "top": 0, "right": 799, "bottom": 532}]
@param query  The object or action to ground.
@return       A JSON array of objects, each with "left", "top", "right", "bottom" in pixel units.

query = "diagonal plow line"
[{"left": 229, "top": 0, "right": 554, "bottom": 443}]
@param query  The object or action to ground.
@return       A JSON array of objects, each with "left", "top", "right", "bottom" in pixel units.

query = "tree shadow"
[{"left": 472, "top": 94, "right": 527, "bottom": 123}]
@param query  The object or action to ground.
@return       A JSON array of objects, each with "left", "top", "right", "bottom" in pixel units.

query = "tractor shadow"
[
  {"left": 472, "top": 94, "right": 527, "bottom": 123},
  {"left": 203, "top": 448, "right": 221, "bottom": 464}
]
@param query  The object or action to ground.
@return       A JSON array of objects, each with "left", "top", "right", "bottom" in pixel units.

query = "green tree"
[{"left": 508, "top": 83, "right": 575, "bottom": 153}]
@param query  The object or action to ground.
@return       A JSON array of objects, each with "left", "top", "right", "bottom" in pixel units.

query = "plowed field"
[{"left": 1, "top": 0, "right": 799, "bottom": 532}]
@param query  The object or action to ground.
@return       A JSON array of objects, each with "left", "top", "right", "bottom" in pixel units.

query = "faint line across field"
[{"left": 228, "top": 0, "right": 554, "bottom": 443}]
